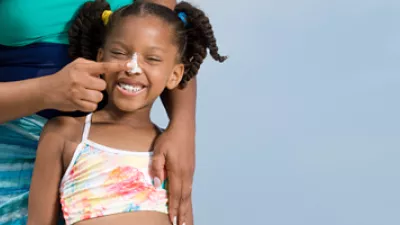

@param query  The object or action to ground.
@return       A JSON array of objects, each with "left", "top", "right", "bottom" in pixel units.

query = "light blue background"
[{"left": 153, "top": 0, "right": 400, "bottom": 224}]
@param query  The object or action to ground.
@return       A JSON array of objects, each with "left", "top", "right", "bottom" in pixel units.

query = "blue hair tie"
[{"left": 177, "top": 12, "right": 189, "bottom": 27}]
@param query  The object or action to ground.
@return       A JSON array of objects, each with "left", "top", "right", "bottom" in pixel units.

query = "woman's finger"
[
  {"left": 178, "top": 173, "right": 193, "bottom": 225},
  {"left": 76, "top": 100, "right": 98, "bottom": 112},
  {"left": 168, "top": 168, "right": 182, "bottom": 225},
  {"left": 80, "top": 89, "right": 104, "bottom": 104},
  {"left": 76, "top": 60, "right": 130, "bottom": 75},
  {"left": 150, "top": 151, "right": 166, "bottom": 187},
  {"left": 82, "top": 74, "right": 107, "bottom": 91}
]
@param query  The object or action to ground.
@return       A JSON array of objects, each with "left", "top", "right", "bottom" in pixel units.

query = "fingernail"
[
  {"left": 173, "top": 216, "right": 177, "bottom": 225},
  {"left": 126, "top": 62, "right": 133, "bottom": 68},
  {"left": 183, "top": 223, "right": 186, "bottom": 225},
  {"left": 154, "top": 177, "right": 161, "bottom": 188}
]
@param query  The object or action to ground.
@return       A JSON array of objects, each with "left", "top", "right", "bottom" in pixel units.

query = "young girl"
[{"left": 27, "top": 1, "right": 226, "bottom": 225}]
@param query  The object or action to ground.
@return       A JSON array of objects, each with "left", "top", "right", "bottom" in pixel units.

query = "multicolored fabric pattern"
[{"left": 59, "top": 114, "right": 168, "bottom": 225}]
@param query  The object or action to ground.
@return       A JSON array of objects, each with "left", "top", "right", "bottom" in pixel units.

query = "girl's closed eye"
[
  {"left": 110, "top": 49, "right": 125, "bottom": 55},
  {"left": 145, "top": 56, "right": 162, "bottom": 64},
  {"left": 110, "top": 49, "right": 129, "bottom": 59}
]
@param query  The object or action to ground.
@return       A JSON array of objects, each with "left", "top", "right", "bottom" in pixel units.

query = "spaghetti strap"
[
  {"left": 155, "top": 125, "right": 165, "bottom": 133},
  {"left": 81, "top": 113, "right": 93, "bottom": 141}
]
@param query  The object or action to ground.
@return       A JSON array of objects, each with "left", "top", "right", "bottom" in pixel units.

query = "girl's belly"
[{"left": 75, "top": 211, "right": 171, "bottom": 225}]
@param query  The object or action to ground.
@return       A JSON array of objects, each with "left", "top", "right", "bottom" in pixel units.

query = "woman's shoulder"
[
  {"left": 109, "top": 0, "right": 134, "bottom": 10},
  {"left": 43, "top": 116, "right": 86, "bottom": 143}
]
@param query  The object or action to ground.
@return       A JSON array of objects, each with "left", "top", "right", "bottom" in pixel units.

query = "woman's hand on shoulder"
[{"left": 151, "top": 124, "right": 195, "bottom": 225}]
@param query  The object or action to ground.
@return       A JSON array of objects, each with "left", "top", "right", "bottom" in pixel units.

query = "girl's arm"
[{"left": 27, "top": 119, "right": 66, "bottom": 225}]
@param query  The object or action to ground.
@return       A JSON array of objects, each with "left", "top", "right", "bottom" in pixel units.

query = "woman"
[{"left": 0, "top": 0, "right": 195, "bottom": 224}]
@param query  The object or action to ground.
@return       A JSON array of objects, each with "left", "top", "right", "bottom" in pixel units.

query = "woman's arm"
[
  {"left": 154, "top": 78, "right": 196, "bottom": 225},
  {"left": 0, "top": 78, "right": 48, "bottom": 123},
  {"left": 0, "top": 59, "right": 128, "bottom": 124},
  {"left": 27, "top": 119, "right": 66, "bottom": 225},
  {"left": 161, "top": 77, "right": 196, "bottom": 128}
]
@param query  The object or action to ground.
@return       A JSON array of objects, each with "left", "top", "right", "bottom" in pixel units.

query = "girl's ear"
[
  {"left": 97, "top": 49, "right": 106, "bottom": 80},
  {"left": 97, "top": 48, "right": 104, "bottom": 61},
  {"left": 166, "top": 63, "right": 184, "bottom": 90}
]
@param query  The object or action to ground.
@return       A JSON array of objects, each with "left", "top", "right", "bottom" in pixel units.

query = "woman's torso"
[
  {"left": 0, "top": 0, "right": 132, "bottom": 46},
  {"left": 60, "top": 113, "right": 169, "bottom": 225}
]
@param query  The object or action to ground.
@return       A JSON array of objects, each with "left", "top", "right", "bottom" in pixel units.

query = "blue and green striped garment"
[
  {"left": 0, "top": 115, "right": 47, "bottom": 224},
  {"left": 0, "top": 42, "right": 71, "bottom": 224}
]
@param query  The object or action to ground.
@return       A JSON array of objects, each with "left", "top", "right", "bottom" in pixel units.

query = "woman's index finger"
[{"left": 84, "top": 61, "right": 130, "bottom": 75}]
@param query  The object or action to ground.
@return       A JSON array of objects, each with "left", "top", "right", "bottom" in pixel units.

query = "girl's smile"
[{"left": 116, "top": 77, "right": 147, "bottom": 97}]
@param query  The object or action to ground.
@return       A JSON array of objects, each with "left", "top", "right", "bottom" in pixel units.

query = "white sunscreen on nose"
[{"left": 128, "top": 52, "right": 142, "bottom": 74}]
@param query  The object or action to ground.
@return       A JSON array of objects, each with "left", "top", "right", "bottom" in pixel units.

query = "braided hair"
[{"left": 68, "top": 0, "right": 226, "bottom": 88}]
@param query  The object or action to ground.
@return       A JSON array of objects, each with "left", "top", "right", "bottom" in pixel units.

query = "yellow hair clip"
[{"left": 102, "top": 10, "right": 113, "bottom": 25}]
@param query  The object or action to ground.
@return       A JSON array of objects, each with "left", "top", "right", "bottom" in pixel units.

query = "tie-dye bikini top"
[{"left": 59, "top": 113, "right": 168, "bottom": 225}]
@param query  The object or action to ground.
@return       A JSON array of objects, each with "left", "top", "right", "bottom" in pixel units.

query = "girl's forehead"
[
  {"left": 107, "top": 15, "right": 176, "bottom": 50},
  {"left": 121, "top": 15, "right": 170, "bottom": 30},
  {"left": 113, "top": 15, "right": 173, "bottom": 39}
]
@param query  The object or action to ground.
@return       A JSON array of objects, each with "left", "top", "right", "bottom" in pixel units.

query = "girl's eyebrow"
[
  {"left": 147, "top": 46, "right": 166, "bottom": 53},
  {"left": 109, "top": 40, "right": 129, "bottom": 49},
  {"left": 110, "top": 40, "right": 167, "bottom": 53}
]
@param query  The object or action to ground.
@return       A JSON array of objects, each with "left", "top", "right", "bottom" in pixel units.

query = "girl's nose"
[{"left": 127, "top": 52, "right": 142, "bottom": 75}]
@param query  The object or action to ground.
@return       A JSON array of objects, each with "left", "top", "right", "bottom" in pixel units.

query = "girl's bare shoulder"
[{"left": 42, "top": 116, "right": 86, "bottom": 143}]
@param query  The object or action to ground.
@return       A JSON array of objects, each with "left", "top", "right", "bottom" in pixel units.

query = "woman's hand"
[
  {"left": 42, "top": 58, "right": 129, "bottom": 112},
  {"left": 151, "top": 124, "right": 195, "bottom": 225}
]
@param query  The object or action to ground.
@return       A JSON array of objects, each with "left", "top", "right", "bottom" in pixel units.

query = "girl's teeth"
[{"left": 119, "top": 83, "right": 143, "bottom": 92}]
